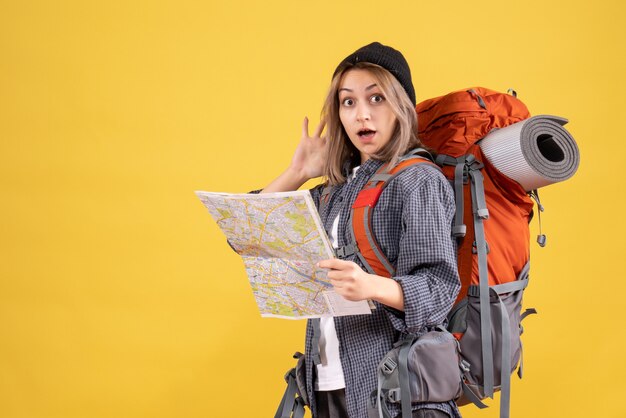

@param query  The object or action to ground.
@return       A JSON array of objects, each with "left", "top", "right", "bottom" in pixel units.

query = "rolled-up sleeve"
[{"left": 384, "top": 167, "right": 460, "bottom": 333}]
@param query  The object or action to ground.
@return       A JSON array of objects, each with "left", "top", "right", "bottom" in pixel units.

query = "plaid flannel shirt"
[{"left": 304, "top": 158, "right": 462, "bottom": 418}]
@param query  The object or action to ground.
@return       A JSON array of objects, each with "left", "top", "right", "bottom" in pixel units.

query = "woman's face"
[{"left": 338, "top": 68, "right": 398, "bottom": 163}]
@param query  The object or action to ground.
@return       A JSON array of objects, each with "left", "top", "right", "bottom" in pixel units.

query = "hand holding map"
[{"left": 196, "top": 190, "right": 372, "bottom": 319}]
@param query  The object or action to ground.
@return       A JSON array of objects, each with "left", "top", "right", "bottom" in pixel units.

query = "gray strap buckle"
[
  {"left": 466, "top": 158, "right": 484, "bottom": 172},
  {"left": 335, "top": 243, "right": 357, "bottom": 258},
  {"left": 460, "top": 359, "right": 471, "bottom": 373},
  {"left": 381, "top": 357, "right": 397, "bottom": 375},
  {"left": 387, "top": 388, "right": 401, "bottom": 403}
]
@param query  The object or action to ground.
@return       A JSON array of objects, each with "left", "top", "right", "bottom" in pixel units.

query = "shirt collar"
[
  {"left": 341, "top": 158, "right": 385, "bottom": 184},
  {"left": 355, "top": 158, "right": 385, "bottom": 179}
]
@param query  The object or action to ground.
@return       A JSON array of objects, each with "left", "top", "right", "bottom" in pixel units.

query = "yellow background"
[{"left": 1, "top": 0, "right": 624, "bottom": 417}]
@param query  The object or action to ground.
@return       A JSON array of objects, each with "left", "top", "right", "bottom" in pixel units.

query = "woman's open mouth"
[{"left": 357, "top": 129, "right": 376, "bottom": 142}]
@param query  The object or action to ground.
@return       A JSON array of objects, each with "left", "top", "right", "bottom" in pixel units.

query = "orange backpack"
[
  {"left": 347, "top": 88, "right": 539, "bottom": 418},
  {"left": 417, "top": 87, "right": 535, "bottom": 298}
]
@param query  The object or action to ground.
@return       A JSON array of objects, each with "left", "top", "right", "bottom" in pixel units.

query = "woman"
[{"left": 263, "top": 42, "right": 461, "bottom": 418}]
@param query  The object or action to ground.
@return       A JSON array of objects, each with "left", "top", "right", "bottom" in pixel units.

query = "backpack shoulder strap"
[{"left": 343, "top": 152, "right": 439, "bottom": 277}]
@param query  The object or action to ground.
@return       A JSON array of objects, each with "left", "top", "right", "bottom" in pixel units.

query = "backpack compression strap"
[
  {"left": 274, "top": 352, "right": 306, "bottom": 418},
  {"left": 338, "top": 151, "right": 439, "bottom": 278}
]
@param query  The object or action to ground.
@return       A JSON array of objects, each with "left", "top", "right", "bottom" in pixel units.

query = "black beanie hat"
[{"left": 333, "top": 42, "right": 416, "bottom": 106}]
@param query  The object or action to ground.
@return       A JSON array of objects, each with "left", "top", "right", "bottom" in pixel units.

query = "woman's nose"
[{"left": 356, "top": 105, "right": 371, "bottom": 122}]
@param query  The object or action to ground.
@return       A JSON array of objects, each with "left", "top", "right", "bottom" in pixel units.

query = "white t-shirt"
[
  {"left": 315, "top": 167, "right": 360, "bottom": 392},
  {"left": 315, "top": 213, "right": 346, "bottom": 391}
]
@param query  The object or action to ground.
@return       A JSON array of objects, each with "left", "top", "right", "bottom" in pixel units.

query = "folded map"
[{"left": 195, "top": 190, "right": 372, "bottom": 319}]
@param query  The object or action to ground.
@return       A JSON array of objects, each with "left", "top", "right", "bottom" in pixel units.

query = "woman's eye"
[
  {"left": 341, "top": 98, "right": 354, "bottom": 106},
  {"left": 371, "top": 94, "right": 385, "bottom": 103}
]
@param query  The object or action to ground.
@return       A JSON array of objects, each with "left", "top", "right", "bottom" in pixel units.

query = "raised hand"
[
  {"left": 289, "top": 117, "right": 327, "bottom": 180},
  {"left": 260, "top": 117, "right": 327, "bottom": 193}
]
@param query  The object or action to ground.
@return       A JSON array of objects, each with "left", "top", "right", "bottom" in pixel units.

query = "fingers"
[
  {"left": 301, "top": 116, "right": 309, "bottom": 139},
  {"left": 318, "top": 258, "right": 351, "bottom": 270},
  {"left": 319, "top": 259, "right": 362, "bottom": 284},
  {"left": 302, "top": 116, "right": 326, "bottom": 140},
  {"left": 329, "top": 276, "right": 343, "bottom": 287},
  {"left": 323, "top": 265, "right": 370, "bottom": 303},
  {"left": 313, "top": 119, "right": 326, "bottom": 139}
]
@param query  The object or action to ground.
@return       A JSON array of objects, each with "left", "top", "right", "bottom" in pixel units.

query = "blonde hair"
[{"left": 321, "top": 62, "right": 422, "bottom": 185}]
